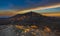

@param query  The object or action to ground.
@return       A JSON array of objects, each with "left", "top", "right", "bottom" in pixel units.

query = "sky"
[
  {"left": 0, "top": 0, "right": 60, "bottom": 17},
  {"left": 0, "top": 0, "right": 60, "bottom": 11}
]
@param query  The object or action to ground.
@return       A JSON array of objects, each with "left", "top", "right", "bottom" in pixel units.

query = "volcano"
[
  {"left": 9, "top": 11, "right": 48, "bottom": 26},
  {"left": 1, "top": 11, "right": 60, "bottom": 26},
  {"left": 0, "top": 11, "right": 60, "bottom": 30}
]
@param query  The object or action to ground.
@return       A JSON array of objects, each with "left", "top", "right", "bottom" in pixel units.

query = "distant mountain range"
[{"left": 0, "top": 11, "right": 60, "bottom": 30}]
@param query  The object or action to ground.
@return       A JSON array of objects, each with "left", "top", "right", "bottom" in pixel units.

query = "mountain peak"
[
  {"left": 11, "top": 11, "right": 43, "bottom": 18},
  {"left": 24, "top": 11, "right": 41, "bottom": 15}
]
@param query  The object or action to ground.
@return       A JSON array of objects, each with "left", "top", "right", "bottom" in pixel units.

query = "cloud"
[
  {"left": 17, "top": 4, "right": 60, "bottom": 14},
  {"left": 42, "top": 13, "right": 60, "bottom": 16},
  {"left": 0, "top": 0, "right": 60, "bottom": 10},
  {"left": 21, "top": 0, "right": 60, "bottom": 9},
  {"left": 0, "top": 4, "right": 60, "bottom": 16},
  {"left": 0, "top": 0, "right": 60, "bottom": 16},
  {"left": 0, "top": 11, "right": 17, "bottom": 16}
]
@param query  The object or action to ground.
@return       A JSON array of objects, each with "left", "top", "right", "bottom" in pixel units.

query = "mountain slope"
[
  {"left": 0, "top": 11, "right": 60, "bottom": 30},
  {"left": 9, "top": 11, "right": 60, "bottom": 27}
]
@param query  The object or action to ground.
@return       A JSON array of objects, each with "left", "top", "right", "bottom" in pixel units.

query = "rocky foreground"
[{"left": 0, "top": 25, "right": 59, "bottom": 36}]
